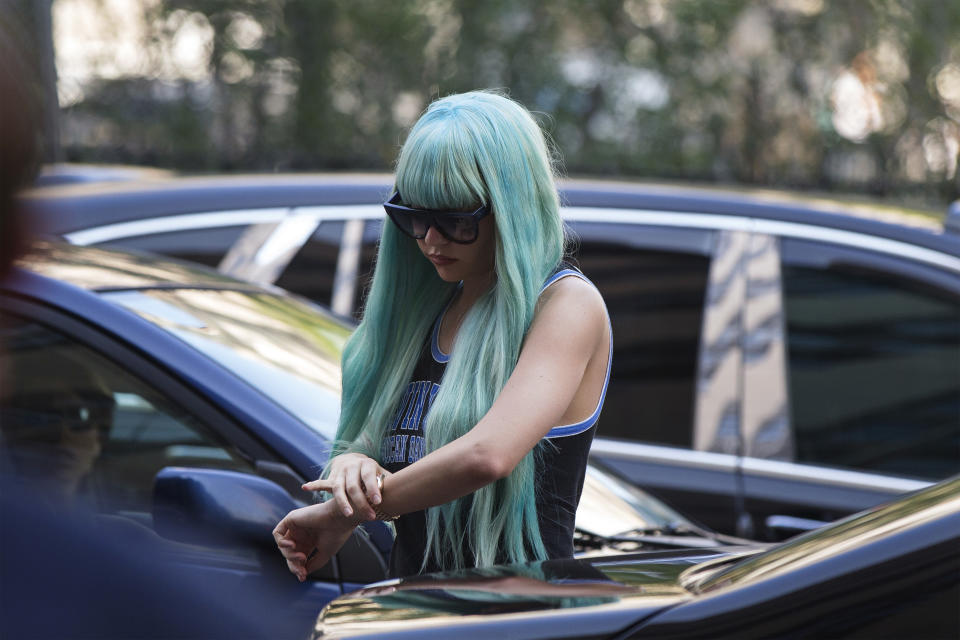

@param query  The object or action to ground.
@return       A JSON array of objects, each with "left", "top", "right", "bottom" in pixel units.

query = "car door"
[
  {"left": 736, "top": 234, "right": 959, "bottom": 536},
  {"left": 0, "top": 295, "right": 371, "bottom": 617}
]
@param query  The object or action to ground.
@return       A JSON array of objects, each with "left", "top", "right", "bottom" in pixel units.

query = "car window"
[
  {"left": 353, "top": 219, "right": 383, "bottom": 318},
  {"left": 569, "top": 222, "right": 713, "bottom": 448},
  {"left": 98, "top": 225, "right": 248, "bottom": 269},
  {"left": 781, "top": 243, "right": 960, "bottom": 480},
  {"left": 0, "top": 314, "right": 255, "bottom": 521},
  {"left": 276, "top": 218, "right": 381, "bottom": 318},
  {"left": 276, "top": 220, "right": 345, "bottom": 306}
]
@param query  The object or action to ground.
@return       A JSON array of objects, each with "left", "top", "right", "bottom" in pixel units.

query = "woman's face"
[{"left": 416, "top": 213, "right": 496, "bottom": 285}]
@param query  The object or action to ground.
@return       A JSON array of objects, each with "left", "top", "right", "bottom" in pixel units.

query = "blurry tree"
[{"left": 50, "top": 0, "right": 959, "bottom": 207}]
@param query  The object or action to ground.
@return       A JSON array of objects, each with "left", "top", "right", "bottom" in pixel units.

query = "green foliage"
[{"left": 54, "top": 0, "right": 960, "bottom": 206}]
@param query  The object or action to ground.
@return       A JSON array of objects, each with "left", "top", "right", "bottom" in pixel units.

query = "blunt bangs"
[{"left": 395, "top": 104, "right": 489, "bottom": 212}]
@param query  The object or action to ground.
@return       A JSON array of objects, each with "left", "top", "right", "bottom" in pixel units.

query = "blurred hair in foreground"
[{"left": 0, "top": 17, "right": 40, "bottom": 275}]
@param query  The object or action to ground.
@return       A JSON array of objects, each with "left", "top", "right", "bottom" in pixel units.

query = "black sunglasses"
[{"left": 383, "top": 191, "right": 491, "bottom": 244}]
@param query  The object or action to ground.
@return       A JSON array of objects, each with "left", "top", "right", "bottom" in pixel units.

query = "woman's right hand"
[
  {"left": 304, "top": 452, "right": 385, "bottom": 521},
  {"left": 273, "top": 500, "right": 357, "bottom": 582}
]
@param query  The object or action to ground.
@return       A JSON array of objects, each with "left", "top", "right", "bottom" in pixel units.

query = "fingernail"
[
  {"left": 372, "top": 495, "right": 381, "bottom": 505},
  {"left": 344, "top": 507, "right": 352, "bottom": 517}
]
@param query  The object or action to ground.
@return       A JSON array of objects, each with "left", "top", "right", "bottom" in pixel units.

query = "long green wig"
[{"left": 331, "top": 90, "right": 567, "bottom": 571}]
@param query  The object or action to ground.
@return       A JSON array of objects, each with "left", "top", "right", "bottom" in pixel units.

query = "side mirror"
[{"left": 153, "top": 467, "right": 302, "bottom": 548}]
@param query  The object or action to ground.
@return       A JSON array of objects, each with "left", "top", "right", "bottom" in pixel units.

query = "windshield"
[
  {"left": 576, "top": 464, "right": 691, "bottom": 537},
  {"left": 691, "top": 477, "right": 960, "bottom": 593},
  {"left": 102, "top": 288, "right": 350, "bottom": 439}
]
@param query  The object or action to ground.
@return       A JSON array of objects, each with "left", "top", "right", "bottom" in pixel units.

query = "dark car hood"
[{"left": 313, "top": 547, "right": 757, "bottom": 639}]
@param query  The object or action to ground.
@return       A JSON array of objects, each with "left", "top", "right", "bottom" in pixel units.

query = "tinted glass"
[
  {"left": 0, "top": 315, "right": 253, "bottom": 519},
  {"left": 781, "top": 249, "right": 960, "bottom": 480},
  {"left": 352, "top": 220, "right": 382, "bottom": 317},
  {"left": 99, "top": 225, "right": 247, "bottom": 268},
  {"left": 276, "top": 220, "right": 344, "bottom": 305},
  {"left": 569, "top": 223, "right": 712, "bottom": 448}
]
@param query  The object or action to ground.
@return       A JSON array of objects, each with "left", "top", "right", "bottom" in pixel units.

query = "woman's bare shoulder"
[
  {"left": 532, "top": 274, "right": 607, "bottom": 336},
  {"left": 537, "top": 273, "right": 605, "bottom": 311}
]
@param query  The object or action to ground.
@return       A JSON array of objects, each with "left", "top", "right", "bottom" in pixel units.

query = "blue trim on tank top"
[{"left": 430, "top": 286, "right": 459, "bottom": 363}]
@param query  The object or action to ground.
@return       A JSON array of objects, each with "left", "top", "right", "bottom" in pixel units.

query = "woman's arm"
[{"left": 311, "top": 276, "right": 609, "bottom": 520}]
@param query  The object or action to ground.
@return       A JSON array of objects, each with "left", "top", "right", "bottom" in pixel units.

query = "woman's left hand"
[
  {"left": 272, "top": 500, "right": 358, "bottom": 582},
  {"left": 303, "top": 454, "right": 389, "bottom": 521}
]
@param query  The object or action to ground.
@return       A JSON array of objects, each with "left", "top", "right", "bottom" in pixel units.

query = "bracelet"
[{"left": 373, "top": 473, "right": 398, "bottom": 521}]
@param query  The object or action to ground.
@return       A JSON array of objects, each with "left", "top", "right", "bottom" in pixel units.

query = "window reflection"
[
  {"left": 19, "top": 241, "right": 240, "bottom": 290},
  {"left": 103, "top": 288, "right": 350, "bottom": 438}
]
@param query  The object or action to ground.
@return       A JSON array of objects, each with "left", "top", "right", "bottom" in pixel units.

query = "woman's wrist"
[
  {"left": 373, "top": 473, "right": 399, "bottom": 521},
  {"left": 321, "top": 498, "right": 363, "bottom": 529}
]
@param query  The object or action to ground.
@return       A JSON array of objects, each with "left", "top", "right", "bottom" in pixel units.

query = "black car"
[
  {"left": 22, "top": 175, "right": 960, "bottom": 537},
  {"left": 0, "top": 241, "right": 742, "bottom": 637},
  {"left": 314, "top": 475, "right": 960, "bottom": 639}
]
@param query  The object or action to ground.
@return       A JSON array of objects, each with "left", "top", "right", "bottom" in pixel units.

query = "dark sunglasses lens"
[
  {"left": 387, "top": 208, "right": 421, "bottom": 238},
  {"left": 435, "top": 215, "right": 477, "bottom": 243},
  {"left": 409, "top": 213, "right": 431, "bottom": 238}
]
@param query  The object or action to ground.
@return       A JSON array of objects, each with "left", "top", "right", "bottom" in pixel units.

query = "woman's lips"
[{"left": 427, "top": 254, "right": 457, "bottom": 266}]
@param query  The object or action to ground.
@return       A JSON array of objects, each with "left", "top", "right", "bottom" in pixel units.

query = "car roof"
[
  {"left": 12, "top": 240, "right": 263, "bottom": 292},
  {"left": 20, "top": 172, "right": 958, "bottom": 256},
  {"left": 33, "top": 163, "right": 176, "bottom": 188}
]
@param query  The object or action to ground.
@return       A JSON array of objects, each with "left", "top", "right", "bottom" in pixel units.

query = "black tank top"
[{"left": 380, "top": 265, "right": 612, "bottom": 577}]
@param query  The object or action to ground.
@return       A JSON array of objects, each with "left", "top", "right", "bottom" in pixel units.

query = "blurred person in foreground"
[
  {"left": 274, "top": 90, "right": 613, "bottom": 579},
  {"left": 0, "top": 27, "right": 301, "bottom": 640},
  {"left": 0, "top": 23, "right": 37, "bottom": 276}
]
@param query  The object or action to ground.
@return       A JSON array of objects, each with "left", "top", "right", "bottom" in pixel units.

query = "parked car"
[
  {"left": 313, "top": 475, "right": 960, "bottom": 639},
  {"left": 21, "top": 175, "right": 960, "bottom": 537},
  {"left": 0, "top": 240, "right": 744, "bottom": 637}
]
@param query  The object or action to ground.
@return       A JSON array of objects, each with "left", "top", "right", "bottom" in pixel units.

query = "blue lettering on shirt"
[
  {"left": 382, "top": 380, "right": 441, "bottom": 468},
  {"left": 380, "top": 434, "right": 409, "bottom": 465},
  {"left": 401, "top": 382, "right": 426, "bottom": 431},
  {"left": 407, "top": 435, "right": 426, "bottom": 463}
]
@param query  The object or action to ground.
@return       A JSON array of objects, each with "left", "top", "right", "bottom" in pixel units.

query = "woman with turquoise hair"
[{"left": 274, "top": 90, "right": 612, "bottom": 579}]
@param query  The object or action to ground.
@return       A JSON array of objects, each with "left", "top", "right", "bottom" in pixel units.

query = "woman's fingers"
[
  {"left": 272, "top": 520, "right": 288, "bottom": 544},
  {"left": 302, "top": 453, "right": 382, "bottom": 519},
  {"left": 301, "top": 478, "right": 333, "bottom": 492},
  {"left": 326, "top": 470, "right": 373, "bottom": 520},
  {"left": 346, "top": 472, "right": 375, "bottom": 520},
  {"left": 286, "top": 559, "right": 306, "bottom": 582},
  {"left": 329, "top": 476, "right": 355, "bottom": 518},
  {"left": 360, "top": 461, "right": 382, "bottom": 506}
]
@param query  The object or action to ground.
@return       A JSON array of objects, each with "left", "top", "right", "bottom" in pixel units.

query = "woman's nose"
[{"left": 422, "top": 224, "right": 447, "bottom": 245}]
